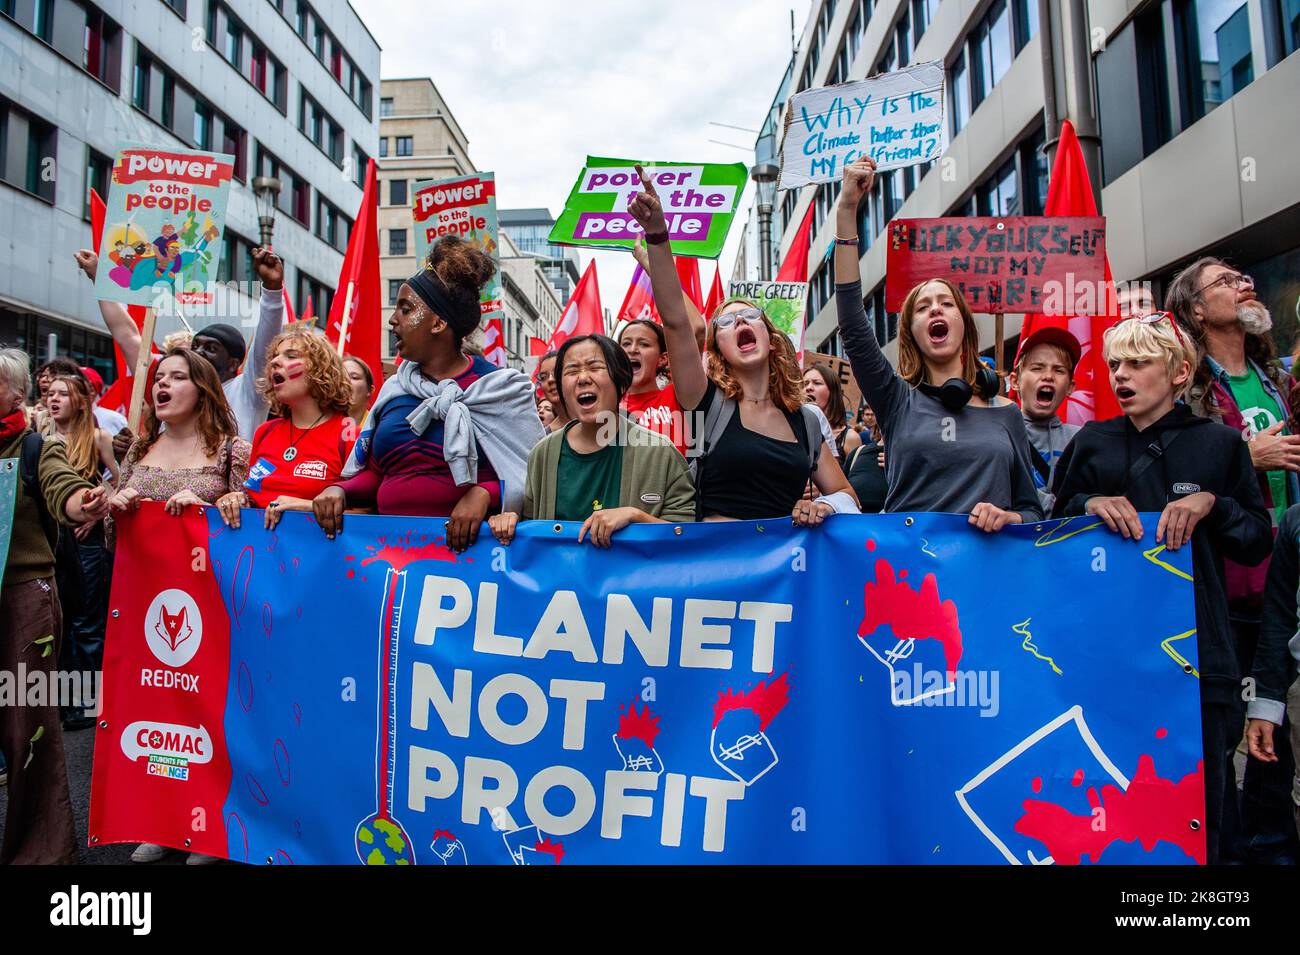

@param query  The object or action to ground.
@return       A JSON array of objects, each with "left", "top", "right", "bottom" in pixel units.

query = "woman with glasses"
[
  {"left": 488, "top": 333, "right": 695, "bottom": 548},
  {"left": 625, "top": 165, "right": 858, "bottom": 524},
  {"left": 832, "top": 156, "right": 1042, "bottom": 531}
]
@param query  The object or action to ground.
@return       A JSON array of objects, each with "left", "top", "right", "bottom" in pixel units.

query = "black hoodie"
[{"left": 1051, "top": 405, "right": 1271, "bottom": 703}]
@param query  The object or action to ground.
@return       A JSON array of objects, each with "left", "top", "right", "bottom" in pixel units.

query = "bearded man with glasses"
[{"left": 1166, "top": 255, "right": 1300, "bottom": 865}]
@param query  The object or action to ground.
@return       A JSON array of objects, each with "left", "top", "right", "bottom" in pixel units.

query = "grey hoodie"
[{"left": 1022, "top": 412, "right": 1080, "bottom": 511}]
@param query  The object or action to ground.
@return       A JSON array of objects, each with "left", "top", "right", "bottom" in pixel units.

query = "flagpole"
[
  {"left": 126, "top": 307, "right": 158, "bottom": 433},
  {"left": 336, "top": 280, "right": 355, "bottom": 356}
]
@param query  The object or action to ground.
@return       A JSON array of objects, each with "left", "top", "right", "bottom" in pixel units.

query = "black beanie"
[{"left": 193, "top": 323, "right": 247, "bottom": 363}]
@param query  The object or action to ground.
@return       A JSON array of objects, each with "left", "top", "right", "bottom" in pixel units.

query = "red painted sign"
[{"left": 885, "top": 216, "right": 1107, "bottom": 313}]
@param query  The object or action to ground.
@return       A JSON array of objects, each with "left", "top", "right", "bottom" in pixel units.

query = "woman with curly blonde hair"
[
  {"left": 626, "top": 165, "right": 857, "bottom": 523},
  {"left": 216, "top": 327, "right": 355, "bottom": 530}
]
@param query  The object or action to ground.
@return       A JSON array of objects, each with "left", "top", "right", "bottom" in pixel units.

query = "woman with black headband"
[{"left": 312, "top": 236, "right": 543, "bottom": 552}]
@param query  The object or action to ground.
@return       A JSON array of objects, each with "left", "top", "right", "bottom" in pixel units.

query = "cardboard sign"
[
  {"left": 412, "top": 172, "right": 503, "bottom": 323},
  {"left": 550, "top": 157, "right": 747, "bottom": 258},
  {"left": 885, "top": 216, "right": 1108, "bottom": 313},
  {"left": 93, "top": 144, "right": 235, "bottom": 307},
  {"left": 803, "top": 350, "right": 865, "bottom": 424},
  {"left": 728, "top": 280, "right": 808, "bottom": 353},
  {"left": 780, "top": 61, "right": 946, "bottom": 189}
]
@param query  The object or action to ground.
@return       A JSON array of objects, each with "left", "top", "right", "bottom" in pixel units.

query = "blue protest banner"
[{"left": 92, "top": 506, "right": 1205, "bottom": 865}]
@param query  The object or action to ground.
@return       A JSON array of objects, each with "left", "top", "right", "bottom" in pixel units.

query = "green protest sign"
[
  {"left": 549, "top": 157, "right": 746, "bottom": 258},
  {"left": 0, "top": 459, "right": 17, "bottom": 587},
  {"left": 729, "top": 280, "right": 809, "bottom": 353}
]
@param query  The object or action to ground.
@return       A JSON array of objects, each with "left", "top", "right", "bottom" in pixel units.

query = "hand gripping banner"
[{"left": 91, "top": 504, "right": 1205, "bottom": 865}]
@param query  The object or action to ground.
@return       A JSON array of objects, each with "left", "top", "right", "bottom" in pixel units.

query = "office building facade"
[
  {"left": 377, "top": 77, "right": 558, "bottom": 369},
  {"left": 0, "top": 0, "right": 381, "bottom": 380},
  {"left": 734, "top": 0, "right": 1300, "bottom": 363}
]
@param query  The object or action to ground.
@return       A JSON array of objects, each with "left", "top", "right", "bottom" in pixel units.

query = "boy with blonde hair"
[{"left": 1051, "top": 312, "right": 1272, "bottom": 863}]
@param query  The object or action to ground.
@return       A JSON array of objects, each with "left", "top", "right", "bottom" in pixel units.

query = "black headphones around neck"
[{"left": 916, "top": 366, "right": 1001, "bottom": 411}]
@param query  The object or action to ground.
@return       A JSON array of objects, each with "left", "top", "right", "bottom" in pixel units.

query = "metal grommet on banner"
[
  {"left": 996, "top": 221, "right": 1005, "bottom": 231},
  {"left": 98, "top": 720, "right": 107, "bottom": 729},
  {"left": 197, "top": 507, "right": 205, "bottom": 516},
  {"left": 674, "top": 526, "right": 682, "bottom": 535},
  {"left": 904, "top": 517, "right": 914, "bottom": 527},
  {"left": 266, "top": 855, "right": 274, "bottom": 864},
  {"left": 1183, "top": 663, "right": 1195, "bottom": 674},
  {"left": 1189, "top": 819, "right": 1201, "bottom": 831},
  {"left": 756, "top": 525, "right": 765, "bottom": 533},
  {"left": 111, "top": 610, "right": 120, "bottom": 618},
  {"left": 90, "top": 835, "right": 99, "bottom": 844},
  {"left": 553, "top": 523, "right": 563, "bottom": 534},
  {"left": 184, "top": 838, "right": 192, "bottom": 848}
]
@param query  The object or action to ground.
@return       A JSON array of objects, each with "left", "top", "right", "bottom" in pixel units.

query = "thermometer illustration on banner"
[{"left": 350, "top": 533, "right": 463, "bottom": 865}]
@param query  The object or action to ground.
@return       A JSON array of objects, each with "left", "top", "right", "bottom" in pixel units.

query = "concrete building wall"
[{"left": 0, "top": 0, "right": 379, "bottom": 376}]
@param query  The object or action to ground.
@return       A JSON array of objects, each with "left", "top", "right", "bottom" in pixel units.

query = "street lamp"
[
  {"left": 251, "top": 175, "right": 282, "bottom": 249},
  {"left": 750, "top": 160, "right": 780, "bottom": 281}
]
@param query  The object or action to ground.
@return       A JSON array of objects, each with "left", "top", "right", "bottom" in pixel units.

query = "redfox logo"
[
  {"left": 144, "top": 590, "right": 202, "bottom": 668},
  {"left": 157, "top": 606, "right": 191, "bottom": 653}
]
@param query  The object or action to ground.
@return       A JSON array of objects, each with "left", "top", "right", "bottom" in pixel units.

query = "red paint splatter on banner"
[
  {"left": 1014, "top": 755, "right": 1206, "bottom": 865},
  {"left": 616, "top": 700, "right": 661, "bottom": 749},
  {"left": 1031, "top": 776, "right": 1042, "bottom": 793},
  {"left": 534, "top": 837, "right": 564, "bottom": 864},
  {"left": 347, "top": 569, "right": 355, "bottom": 579},
  {"left": 712, "top": 672, "right": 791, "bottom": 730},
  {"left": 227, "top": 813, "right": 248, "bottom": 863},
  {"left": 858, "top": 558, "right": 963, "bottom": 677},
  {"left": 349, "top": 532, "right": 459, "bottom": 572},
  {"left": 432, "top": 829, "right": 457, "bottom": 843},
  {"left": 866, "top": 539, "right": 877, "bottom": 552},
  {"left": 1156, "top": 728, "right": 1168, "bottom": 739},
  {"left": 1072, "top": 769, "right": 1085, "bottom": 787}
]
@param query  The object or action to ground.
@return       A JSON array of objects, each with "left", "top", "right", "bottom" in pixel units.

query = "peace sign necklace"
[{"left": 283, "top": 412, "right": 326, "bottom": 461}]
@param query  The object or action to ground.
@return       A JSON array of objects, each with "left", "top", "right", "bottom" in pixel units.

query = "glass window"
[
  {"left": 396, "top": 136, "right": 413, "bottom": 157},
  {"left": 193, "top": 102, "right": 211, "bottom": 149},
  {"left": 1280, "top": 0, "right": 1300, "bottom": 55},
  {"left": 896, "top": 14, "right": 911, "bottom": 66},
  {"left": 1015, "top": 0, "right": 1040, "bottom": 48},
  {"left": 1179, "top": 0, "right": 1255, "bottom": 122},
  {"left": 225, "top": 19, "right": 241, "bottom": 67},
  {"left": 950, "top": 48, "right": 970, "bottom": 134},
  {"left": 388, "top": 279, "right": 402, "bottom": 305},
  {"left": 380, "top": 96, "right": 394, "bottom": 117},
  {"left": 976, "top": 157, "right": 1018, "bottom": 216},
  {"left": 378, "top": 137, "right": 388, "bottom": 158},
  {"left": 389, "top": 178, "right": 407, "bottom": 205},
  {"left": 389, "top": 229, "right": 407, "bottom": 256},
  {"left": 1019, "top": 127, "right": 1048, "bottom": 215},
  {"left": 84, "top": 147, "right": 111, "bottom": 220}
]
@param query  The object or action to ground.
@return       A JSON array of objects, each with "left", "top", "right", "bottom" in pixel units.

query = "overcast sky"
[{"left": 354, "top": 0, "right": 810, "bottom": 316}]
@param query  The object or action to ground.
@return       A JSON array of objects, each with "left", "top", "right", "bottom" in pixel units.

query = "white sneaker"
[
  {"left": 184, "top": 852, "right": 222, "bottom": 865},
  {"left": 130, "top": 842, "right": 170, "bottom": 863}
]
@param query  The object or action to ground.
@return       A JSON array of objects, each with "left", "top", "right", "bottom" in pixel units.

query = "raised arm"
[
  {"left": 74, "top": 250, "right": 143, "bottom": 370},
  {"left": 627, "top": 165, "right": 709, "bottom": 411},
  {"left": 832, "top": 157, "right": 908, "bottom": 432},
  {"left": 248, "top": 247, "right": 285, "bottom": 383},
  {"left": 631, "top": 237, "right": 708, "bottom": 349}
]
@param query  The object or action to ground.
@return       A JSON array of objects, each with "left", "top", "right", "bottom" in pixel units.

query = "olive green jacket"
[
  {"left": 523, "top": 417, "right": 695, "bottom": 523},
  {"left": 2, "top": 429, "right": 93, "bottom": 587}
]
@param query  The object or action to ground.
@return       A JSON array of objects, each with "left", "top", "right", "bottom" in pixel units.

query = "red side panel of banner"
[{"left": 89, "top": 504, "right": 233, "bottom": 855}]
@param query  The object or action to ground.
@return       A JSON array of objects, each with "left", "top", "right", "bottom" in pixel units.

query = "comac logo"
[
  {"left": 121, "top": 721, "right": 213, "bottom": 764},
  {"left": 144, "top": 589, "right": 202, "bottom": 668}
]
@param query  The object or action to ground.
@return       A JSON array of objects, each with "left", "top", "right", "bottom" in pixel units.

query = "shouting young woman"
[
  {"left": 625, "top": 165, "right": 858, "bottom": 525},
  {"left": 832, "top": 156, "right": 1041, "bottom": 531}
]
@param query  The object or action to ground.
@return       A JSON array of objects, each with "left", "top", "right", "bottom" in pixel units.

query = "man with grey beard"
[{"left": 1167, "top": 255, "right": 1300, "bottom": 864}]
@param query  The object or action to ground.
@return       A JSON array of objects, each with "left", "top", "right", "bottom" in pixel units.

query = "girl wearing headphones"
[{"left": 833, "top": 156, "right": 1042, "bottom": 531}]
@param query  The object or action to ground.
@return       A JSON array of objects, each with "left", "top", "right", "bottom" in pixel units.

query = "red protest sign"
[{"left": 885, "top": 216, "right": 1106, "bottom": 313}]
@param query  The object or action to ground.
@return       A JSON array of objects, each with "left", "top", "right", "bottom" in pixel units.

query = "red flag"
[
  {"left": 325, "top": 158, "right": 382, "bottom": 383},
  {"left": 482, "top": 317, "right": 507, "bottom": 367},
  {"left": 90, "top": 188, "right": 150, "bottom": 403},
  {"left": 529, "top": 336, "right": 548, "bottom": 357},
  {"left": 282, "top": 286, "right": 298, "bottom": 325},
  {"left": 616, "top": 265, "right": 659, "bottom": 326},
  {"left": 676, "top": 257, "right": 704, "bottom": 311},
  {"left": 704, "top": 264, "right": 725, "bottom": 318},
  {"left": 1014, "top": 121, "right": 1121, "bottom": 424},
  {"left": 301, "top": 296, "right": 314, "bottom": 324},
  {"left": 539, "top": 260, "right": 603, "bottom": 362},
  {"left": 775, "top": 201, "right": 815, "bottom": 282}
]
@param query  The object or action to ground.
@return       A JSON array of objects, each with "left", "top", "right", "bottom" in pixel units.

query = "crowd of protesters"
[{"left": 1, "top": 156, "right": 1297, "bottom": 868}]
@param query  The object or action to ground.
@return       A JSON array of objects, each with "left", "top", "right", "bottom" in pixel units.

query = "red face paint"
[{"left": 284, "top": 360, "right": 306, "bottom": 381}]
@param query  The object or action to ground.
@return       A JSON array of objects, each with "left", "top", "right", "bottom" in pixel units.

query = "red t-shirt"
[
  {"left": 622, "top": 383, "right": 686, "bottom": 455},
  {"left": 244, "top": 414, "right": 355, "bottom": 506}
]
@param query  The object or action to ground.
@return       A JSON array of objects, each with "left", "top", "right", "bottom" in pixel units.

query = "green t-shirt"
[
  {"left": 555, "top": 438, "right": 623, "bottom": 522},
  {"left": 1228, "top": 365, "right": 1289, "bottom": 521}
]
